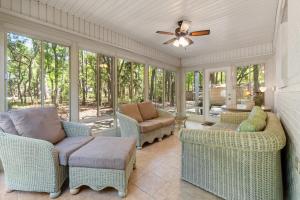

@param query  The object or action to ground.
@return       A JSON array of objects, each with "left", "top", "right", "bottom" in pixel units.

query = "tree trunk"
[
  {"left": 52, "top": 44, "right": 59, "bottom": 106},
  {"left": 149, "top": 68, "right": 156, "bottom": 101},
  {"left": 253, "top": 65, "right": 259, "bottom": 92}
]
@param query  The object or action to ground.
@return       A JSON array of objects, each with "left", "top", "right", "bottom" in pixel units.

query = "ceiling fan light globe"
[
  {"left": 173, "top": 39, "right": 180, "bottom": 47},
  {"left": 179, "top": 37, "right": 189, "bottom": 47}
]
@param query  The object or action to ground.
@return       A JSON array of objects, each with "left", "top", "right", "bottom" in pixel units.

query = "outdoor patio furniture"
[
  {"left": 0, "top": 107, "right": 91, "bottom": 198},
  {"left": 116, "top": 101, "right": 175, "bottom": 149},
  {"left": 180, "top": 110, "right": 286, "bottom": 200},
  {"left": 68, "top": 136, "right": 136, "bottom": 198}
]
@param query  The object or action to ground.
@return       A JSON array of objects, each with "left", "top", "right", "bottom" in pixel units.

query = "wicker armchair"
[
  {"left": 0, "top": 121, "right": 91, "bottom": 199},
  {"left": 179, "top": 112, "right": 286, "bottom": 200}
]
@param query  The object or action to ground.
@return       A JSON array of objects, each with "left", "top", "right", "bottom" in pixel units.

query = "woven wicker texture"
[
  {"left": 180, "top": 112, "right": 286, "bottom": 200},
  {"left": 0, "top": 121, "right": 91, "bottom": 197},
  {"left": 117, "top": 109, "right": 175, "bottom": 149},
  {"left": 69, "top": 152, "right": 136, "bottom": 196}
]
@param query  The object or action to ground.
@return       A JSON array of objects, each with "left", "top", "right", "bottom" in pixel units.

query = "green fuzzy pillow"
[
  {"left": 237, "top": 118, "right": 267, "bottom": 132},
  {"left": 237, "top": 106, "right": 267, "bottom": 132},
  {"left": 249, "top": 106, "right": 267, "bottom": 121}
]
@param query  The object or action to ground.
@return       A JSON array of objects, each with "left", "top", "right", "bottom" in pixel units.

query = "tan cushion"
[
  {"left": 55, "top": 136, "right": 94, "bottom": 166},
  {"left": 139, "top": 120, "right": 162, "bottom": 133},
  {"left": 137, "top": 101, "right": 158, "bottom": 120},
  {"left": 155, "top": 117, "right": 175, "bottom": 127},
  {"left": 120, "top": 103, "right": 143, "bottom": 122},
  {"left": 9, "top": 107, "right": 66, "bottom": 144},
  {"left": 69, "top": 136, "right": 136, "bottom": 170}
]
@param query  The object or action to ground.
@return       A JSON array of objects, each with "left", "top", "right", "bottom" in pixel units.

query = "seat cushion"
[
  {"left": 210, "top": 122, "right": 239, "bottom": 131},
  {"left": 0, "top": 113, "right": 18, "bottom": 135},
  {"left": 9, "top": 107, "right": 66, "bottom": 144},
  {"left": 154, "top": 117, "right": 175, "bottom": 127},
  {"left": 137, "top": 101, "right": 158, "bottom": 120},
  {"left": 55, "top": 136, "right": 94, "bottom": 166},
  {"left": 69, "top": 137, "right": 136, "bottom": 170},
  {"left": 139, "top": 120, "right": 162, "bottom": 133},
  {"left": 120, "top": 103, "right": 143, "bottom": 122}
]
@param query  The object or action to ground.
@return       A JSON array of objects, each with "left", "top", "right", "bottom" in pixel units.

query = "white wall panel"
[
  {"left": 181, "top": 43, "right": 273, "bottom": 67},
  {"left": 0, "top": 0, "right": 179, "bottom": 67}
]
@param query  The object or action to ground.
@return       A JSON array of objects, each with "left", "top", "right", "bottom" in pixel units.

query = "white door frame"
[{"left": 204, "top": 66, "right": 233, "bottom": 121}]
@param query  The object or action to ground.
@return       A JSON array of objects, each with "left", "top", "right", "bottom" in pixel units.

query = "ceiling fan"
[{"left": 156, "top": 20, "right": 210, "bottom": 47}]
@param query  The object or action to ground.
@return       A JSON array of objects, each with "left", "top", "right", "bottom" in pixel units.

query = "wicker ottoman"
[{"left": 68, "top": 136, "right": 136, "bottom": 198}]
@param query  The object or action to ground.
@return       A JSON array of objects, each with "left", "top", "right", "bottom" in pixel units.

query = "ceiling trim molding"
[
  {"left": 181, "top": 43, "right": 273, "bottom": 68},
  {"left": 0, "top": 0, "right": 180, "bottom": 67}
]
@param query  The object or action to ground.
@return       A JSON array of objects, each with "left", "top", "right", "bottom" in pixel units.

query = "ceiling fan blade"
[
  {"left": 180, "top": 20, "right": 191, "bottom": 33},
  {"left": 163, "top": 38, "right": 177, "bottom": 45},
  {"left": 186, "top": 37, "right": 194, "bottom": 45},
  {"left": 189, "top": 30, "right": 210, "bottom": 36},
  {"left": 156, "top": 31, "right": 174, "bottom": 35}
]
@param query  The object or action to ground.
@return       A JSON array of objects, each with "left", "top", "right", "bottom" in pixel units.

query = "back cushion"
[
  {"left": 120, "top": 103, "right": 143, "bottom": 122},
  {"left": 0, "top": 113, "right": 18, "bottom": 135},
  {"left": 9, "top": 107, "right": 66, "bottom": 144},
  {"left": 249, "top": 106, "right": 267, "bottom": 121},
  {"left": 137, "top": 101, "right": 158, "bottom": 121},
  {"left": 237, "top": 118, "right": 267, "bottom": 132}
]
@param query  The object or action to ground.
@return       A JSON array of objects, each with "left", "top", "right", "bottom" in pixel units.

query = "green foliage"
[{"left": 7, "top": 33, "right": 69, "bottom": 114}]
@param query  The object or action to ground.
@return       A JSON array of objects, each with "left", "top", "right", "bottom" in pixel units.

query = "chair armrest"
[
  {"left": 62, "top": 121, "right": 91, "bottom": 137},
  {"left": 116, "top": 112, "right": 140, "bottom": 137},
  {"left": 157, "top": 109, "right": 174, "bottom": 118},
  {"left": 220, "top": 112, "right": 249, "bottom": 124},
  {"left": 179, "top": 128, "right": 286, "bottom": 152},
  {"left": 0, "top": 133, "right": 61, "bottom": 183}
]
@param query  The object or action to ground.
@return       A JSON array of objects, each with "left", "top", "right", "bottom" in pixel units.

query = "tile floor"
[{"left": 0, "top": 122, "right": 220, "bottom": 200}]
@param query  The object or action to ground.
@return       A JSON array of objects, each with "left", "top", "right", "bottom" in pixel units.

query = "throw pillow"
[
  {"left": 0, "top": 112, "right": 18, "bottom": 135},
  {"left": 10, "top": 107, "right": 66, "bottom": 144},
  {"left": 137, "top": 101, "right": 158, "bottom": 120}
]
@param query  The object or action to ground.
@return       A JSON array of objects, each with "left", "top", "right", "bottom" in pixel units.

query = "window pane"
[
  {"left": 164, "top": 70, "right": 176, "bottom": 112},
  {"left": 185, "top": 71, "right": 204, "bottom": 115},
  {"left": 149, "top": 66, "right": 163, "bottom": 108},
  {"left": 79, "top": 50, "right": 97, "bottom": 123},
  {"left": 7, "top": 33, "right": 42, "bottom": 109},
  {"left": 79, "top": 50, "right": 115, "bottom": 132},
  {"left": 132, "top": 62, "right": 144, "bottom": 103},
  {"left": 236, "top": 64, "right": 265, "bottom": 106},
  {"left": 209, "top": 71, "right": 226, "bottom": 117},
  {"left": 117, "top": 59, "right": 145, "bottom": 104},
  {"left": 44, "top": 42, "right": 70, "bottom": 120},
  {"left": 117, "top": 59, "right": 131, "bottom": 104},
  {"left": 98, "top": 54, "right": 114, "bottom": 130}
]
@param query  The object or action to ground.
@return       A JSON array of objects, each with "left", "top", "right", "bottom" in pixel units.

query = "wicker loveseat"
[
  {"left": 116, "top": 101, "right": 175, "bottom": 149},
  {"left": 180, "top": 112, "right": 286, "bottom": 200},
  {"left": 0, "top": 107, "right": 91, "bottom": 198}
]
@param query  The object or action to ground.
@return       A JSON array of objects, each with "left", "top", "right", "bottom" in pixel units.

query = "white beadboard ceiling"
[{"left": 38, "top": 0, "right": 279, "bottom": 58}]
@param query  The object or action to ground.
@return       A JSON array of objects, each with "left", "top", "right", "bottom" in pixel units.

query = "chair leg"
[
  {"left": 118, "top": 188, "right": 127, "bottom": 198},
  {"left": 70, "top": 188, "right": 80, "bottom": 195},
  {"left": 5, "top": 187, "right": 13, "bottom": 193},
  {"left": 49, "top": 190, "right": 61, "bottom": 199}
]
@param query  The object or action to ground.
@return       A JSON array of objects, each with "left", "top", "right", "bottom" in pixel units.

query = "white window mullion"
[
  {"left": 0, "top": 30, "right": 6, "bottom": 112},
  {"left": 40, "top": 41, "right": 45, "bottom": 107}
]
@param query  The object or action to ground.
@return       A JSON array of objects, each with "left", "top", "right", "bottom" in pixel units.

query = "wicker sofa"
[
  {"left": 180, "top": 112, "right": 286, "bottom": 200},
  {"left": 0, "top": 107, "right": 91, "bottom": 198},
  {"left": 116, "top": 101, "right": 175, "bottom": 149}
]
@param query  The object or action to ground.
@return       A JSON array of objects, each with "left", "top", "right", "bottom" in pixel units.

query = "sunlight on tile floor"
[{"left": 0, "top": 122, "right": 220, "bottom": 200}]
